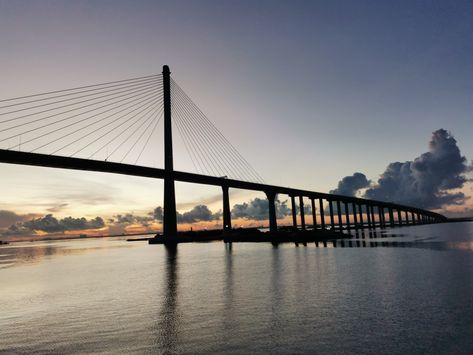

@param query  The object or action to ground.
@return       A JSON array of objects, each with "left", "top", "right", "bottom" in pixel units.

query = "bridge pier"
[
  {"left": 352, "top": 202, "right": 358, "bottom": 230},
  {"left": 311, "top": 198, "right": 317, "bottom": 229},
  {"left": 389, "top": 208, "right": 395, "bottom": 227},
  {"left": 319, "top": 199, "right": 326, "bottom": 230},
  {"left": 358, "top": 204, "right": 364, "bottom": 229},
  {"left": 336, "top": 200, "right": 343, "bottom": 231},
  {"left": 366, "top": 205, "right": 372, "bottom": 229},
  {"left": 344, "top": 202, "right": 351, "bottom": 231},
  {"left": 299, "top": 196, "right": 306, "bottom": 230},
  {"left": 266, "top": 190, "right": 278, "bottom": 233},
  {"left": 329, "top": 200, "right": 335, "bottom": 230},
  {"left": 378, "top": 207, "right": 384, "bottom": 228},
  {"left": 370, "top": 205, "right": 376, "bottom": 228},
  {"left": 162, "top": 65, "right": 178, "bottom": 241},
  {"left": 222, "top": 185, "right": 232, "bottom": 232},
  {"left": 291, "top": 195, "right": 297, "bottom": 230},
  {"left": 397, "top": 209, "right": 402, "bottom": 226}
]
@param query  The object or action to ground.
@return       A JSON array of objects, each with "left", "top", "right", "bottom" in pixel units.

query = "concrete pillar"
[
  {"left": 366, "top": 205, "right": 372, "bottom": 229},
  {"left": 299, "top": 196, "right": 306, "bottom": 230},
  {"left": 405, "top": 210, "right": 409, "bottom": 225},
  {"left": 397, "top": 209, "right": 402, "bottom": 226},
  {"left": 336, "top": 200, "right": 343, "bottom": 230},
  {"left": 344, "top": 202, "right": 351, "bottom": 231},
  {"left": 319, "top": 199, "right": 326, "bottom": 230},
  {"left": 370, "top": 205, "right": 376, "bottom": 228},
  {"left": 417, "top": 213, "right": 421, "bottom": 224},
  {"left": 358, "top": 204, "right": 364, "bottom": 228},
  {"left": 265, "top": 190, "right": 277, "bottom": 233},
  {"left": 222, "top": 185, "right": 231, "bottom": 232},
  {"left": 389, "top": 208, "right": 395, "bottom": 227},
  {"left": 411, "top": 212, "right": 416, "bottom": 225},
  {"left": 311, "top": 198, "right": 317, "bottom": 229},
  {"left": 352, "top": 202, "right": 358, "bottom": 229},
  {"left": 378, "top": 207, "right": 383, "bottom": 228},
  {"left": 162, "top": 65, "right": 177, "bottom": 241},
  {"left": 291, "top": 195, "right": 297, "bottom": 230},
  {"left": 329, "top": 200, "right": 335, "bottom": 230}
]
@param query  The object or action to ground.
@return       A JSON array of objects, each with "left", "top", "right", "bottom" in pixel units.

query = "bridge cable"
[
  {"left": 171, "top": 85, "right": 222, "bottom": 176},
  {"left": 171, "top": 97, "right": 202, "bottom": 174},
  {"left": 77, "top": 96, "right": 163, "bottom": 158},
  {"left": 107, "top": 102, "right": 163, "bottom": 162},
  {"left": 0, "top": 76, "right": 161, "bottom": 115},
  {"left": 171, "top": 79, "right": 264, "bottom": 182},
  {"left": 1, "top": 84, "right": 163, "bottom": 147},
  {"left": 171, "top": 83, "right": 246, "bottom": 180},
  {"left": 120, "top": 105, "right": 164, "bottom": 163},
  {"left": 30, "top": 90, "right": 163, "bottom": 154},
  {"left": 0, "top": 79, "right": 161, "bottom": 126},
  {"left": 0, "top": 74, "right": 160, "bottom": 104},
  {"left": 134, "top": 112, "right": 163, "bottom": 165}
]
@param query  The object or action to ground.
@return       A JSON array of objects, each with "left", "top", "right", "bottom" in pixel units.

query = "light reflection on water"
[{"left": 0, "top": 223, "right": 472, "bottom": 353}]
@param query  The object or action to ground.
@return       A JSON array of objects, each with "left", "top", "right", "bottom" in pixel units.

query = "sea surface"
[{"left": 1, "top": 222, "right": 472, "bottom": 354}]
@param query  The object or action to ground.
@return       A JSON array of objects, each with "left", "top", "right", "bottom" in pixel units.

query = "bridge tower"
[{"left": 162, "top": 65, "right": 178, "bottom": 241}]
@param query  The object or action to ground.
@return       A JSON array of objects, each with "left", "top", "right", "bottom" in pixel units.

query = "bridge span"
[
  {"left": 0, "top": 65, "right": 447, "bottom": 242},
  {"left": 0, "top": 148, "right": 447, "bottom": 236}
]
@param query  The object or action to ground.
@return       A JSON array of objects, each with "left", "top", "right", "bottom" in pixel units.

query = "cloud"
[
  {"left": 152, "top": 205, "right": 221, "bottom": 224},
  {"left": 0, "top": 210, "right": 29, "bottom": 228},
  {"left": 332, "top": 129, "right": 471, "bottom": 209},
  {"left": 330, "top": 173, "right": 371, "bottom": 196},
  {"left": 46, "top": 203, "right": 69, "bottom": 213},
  {"left": 2, "top": 214, "right": 105, "bottom": 236},
  {"left": 231, "top": 197, "right": 291, "bottom": 220}
]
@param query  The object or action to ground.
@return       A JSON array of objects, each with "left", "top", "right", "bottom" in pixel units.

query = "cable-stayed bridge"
[{"left": 0, "top": 66, "right": 447, "bottom": 242}]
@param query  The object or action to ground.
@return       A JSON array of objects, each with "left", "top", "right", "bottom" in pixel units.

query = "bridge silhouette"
[{"left": 0, "top": 65, "right": 447, "bottom": 242}]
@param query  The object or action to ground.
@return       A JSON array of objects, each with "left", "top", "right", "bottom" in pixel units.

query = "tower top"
[{"left": 162, "top": 65, "right": 170, "bottom": 74}]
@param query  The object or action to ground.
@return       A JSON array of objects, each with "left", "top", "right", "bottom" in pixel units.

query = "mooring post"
[
  {"left": 222, "top": 185, "right": 232, "bottom": 233},
  {"left": 299, "top": 196, "right": 306, "bottom": 230},
  {"left": 162, "top": 65, "right": 177, "bottom": 241},
  {"left": 266, "top": 190, "right": 278, "bottom": 233}
]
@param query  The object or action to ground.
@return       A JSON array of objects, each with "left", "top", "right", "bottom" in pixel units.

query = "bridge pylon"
[{"left": 162, "top": 65, "right": 178, "bottom": 242}]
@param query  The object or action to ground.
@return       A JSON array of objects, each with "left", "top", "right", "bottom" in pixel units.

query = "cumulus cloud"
[
  {"left": 330, "top": 173, "right": 371, "bottom": 196},
  {"left": 151, "top": 205, "right": 220, "bottom": 224},
  {"left": 2, "top": 214, "right": 105, "bottom": 236},
  {"left": 232, "top": 197, "right": 291, "bottom": 220},
  {"left": 332, "top": 129, "right": 472, "bottom": 209}
]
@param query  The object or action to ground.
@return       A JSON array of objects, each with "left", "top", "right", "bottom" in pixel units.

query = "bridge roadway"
[{"left": 0, "top": 149, "right": 447, "bottom": 233}]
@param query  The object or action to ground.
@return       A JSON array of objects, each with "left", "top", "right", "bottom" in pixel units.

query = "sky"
[{"left": 0, "top": 0, "right": 472, "bottom": 238}]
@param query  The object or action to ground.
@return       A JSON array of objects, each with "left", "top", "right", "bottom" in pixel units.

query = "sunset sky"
[{"left": 1, "top": 0, "right": 472, "bottom": 238}]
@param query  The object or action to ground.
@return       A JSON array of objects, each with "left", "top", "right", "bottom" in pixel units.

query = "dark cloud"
[
  {"left": 177, "top": 205, "right": 221, "bottom": 223},
  {"left": 330, "top": 173, "right": 371, "bottom": 197},
  {"left": 114, "top": 213, "right": 154, "bottom": 227},
  {"left": 231, "top": 198, "right": 291, "bottom": 220},
  {"left": 332, "top": 129, "right": 471, "bottom": 209},
  {"left": 0, "top": 210, "right": 28, "bottom": 228},
  {"left": 2, "top": 214, "right": 105, "bottom": 236}
]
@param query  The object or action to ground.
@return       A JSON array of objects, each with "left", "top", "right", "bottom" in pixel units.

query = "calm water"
[{"left": 1, "top": 223, "right": 472, "bottom": 354}]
